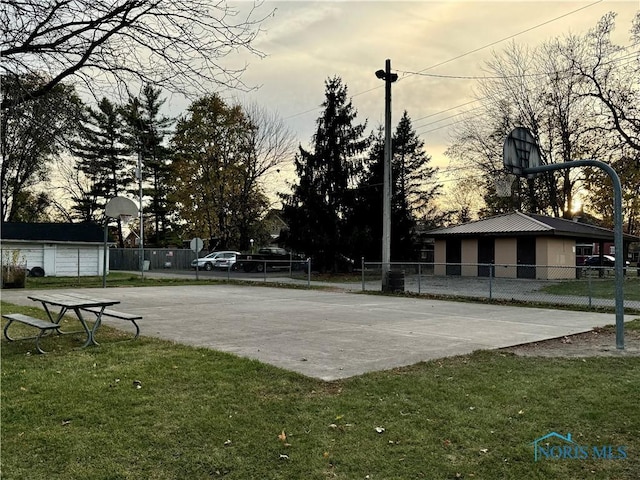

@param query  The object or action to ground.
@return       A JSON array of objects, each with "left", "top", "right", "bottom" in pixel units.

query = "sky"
[{"left": 162, "top": 0, "right": 639, "bottom": 202}]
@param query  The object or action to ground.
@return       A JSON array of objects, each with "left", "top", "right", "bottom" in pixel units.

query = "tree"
[
  {"left": 1, "top": 0, "right": 272, "bottom": 111},
  {"left": 169, "top": 94, "right": 269, "bottom": 249},
  {"left": 447, "top": 35, "right": 607, "bottom": 219},
  {"left": 281, "top": 77, "right": 370, "bottom": 271},
  {"left": 351, "top": 113, "right": 441, "bottom": 261},
  {"left": 121, "top": 86, "right": 174, "bottom": 246},
  {"left": 1, "top": 74, "right": 82, "bottom": 221},
  {"left": 583, "top": 154, "right": 640, "bottom": 236},
  {"left": 566, "top": 12, "right": 640, "bottom": 154},
  {"left": 234, "top": 102, "right": 296, "bottom": 249},
  {"left": 70, "top": 97, "right": 134, "bottom": 245}
]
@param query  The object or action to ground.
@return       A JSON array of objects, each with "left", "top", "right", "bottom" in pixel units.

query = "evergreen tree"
[
  {"left": 282, "top": 77, "right": 369, "bottom": 271},
  {"left": 122, "top": 86, "right": 174, "bottom": 246},
  {"left": 351, "top": 112, "right": 441, "bottom": 261},
  {"left": 70, "top": 97, "right": 133, "bottom": 245}
]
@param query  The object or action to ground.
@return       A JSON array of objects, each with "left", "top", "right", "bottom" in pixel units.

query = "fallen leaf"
[
  {"left": 518, "top": 410, "right": 524, "bottom": 415},
  {"left": 479, "top": 448, "right": 489, "bottom": 454},
  {"left": 328, "top": 423, "right": 338, "bottom": 429},
  {"left": 279, "top": 454, "right": 289, "bottom": 460},
  {"left": 278, "top": 430, "right": 287, "bottom": 442},
  {"left": 375, "top": 426, "right": 385, "bottom": 434},
  {"left": 224, "top": 439, "right": 232, "bottom": 446}
]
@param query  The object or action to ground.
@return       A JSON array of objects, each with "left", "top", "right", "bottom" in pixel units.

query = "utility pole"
[
  {"left": 137, "top": 150, "right": 144, "bottom": 279},
  {"left": 375, "top": 59, "right": 398, "bottom": 291}
]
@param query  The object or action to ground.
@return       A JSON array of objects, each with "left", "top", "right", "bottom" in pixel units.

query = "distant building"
[
  {"left": 1, "top": 222, "right": 107, "bottom": 277},
  {"left": 426, "top": 212, "right": 638, "bottom": 280}
]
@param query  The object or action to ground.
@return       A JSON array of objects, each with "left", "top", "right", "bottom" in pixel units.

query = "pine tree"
[
  {"left": 282, "top": 77, "right": 369, "bottom": 271},
  {"left": 351, "top": 112, "right": 441, "bottom": 261},
  {"left": 122, "top": 86, "right": 174, "bottom": 246},
  {"left": 70, "top": 97, "right": 133, "bottom": 246}
]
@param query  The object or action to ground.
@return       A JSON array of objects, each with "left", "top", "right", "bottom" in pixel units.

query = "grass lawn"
[
  {"left": 1, "top": 299, "right": 639, "bottom": 480},
  {"left": 541, "top": 277, "right": 640, "bottom": 302}
]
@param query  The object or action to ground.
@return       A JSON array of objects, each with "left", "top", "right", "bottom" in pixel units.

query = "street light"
[{"left": 375, "top": 59, "right": 398, "bottom": 291}]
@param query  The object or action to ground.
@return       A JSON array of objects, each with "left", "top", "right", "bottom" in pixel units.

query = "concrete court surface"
[{"left": 1, "top": 284, "right": 622, "bottom": 380}]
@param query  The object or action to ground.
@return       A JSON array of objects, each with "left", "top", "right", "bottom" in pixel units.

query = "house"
[
  {"left": 426, "top": 212, "right": 639, "bottom": 280},
  {"left": 1, "top": 222, "right": 107, "bottom": 277}
]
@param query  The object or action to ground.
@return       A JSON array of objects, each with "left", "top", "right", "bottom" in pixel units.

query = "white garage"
[{"left": 1, "top": 222, "right": 107, "bottom": 277}]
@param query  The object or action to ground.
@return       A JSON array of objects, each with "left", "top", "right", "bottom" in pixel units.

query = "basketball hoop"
[{"left": 494, "top": 172, "right": 516, "bottom": 197}]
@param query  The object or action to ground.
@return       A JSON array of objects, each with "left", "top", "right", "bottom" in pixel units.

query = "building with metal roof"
[{"left": 425, "top": 212, "right": 638, "bottom": 280}]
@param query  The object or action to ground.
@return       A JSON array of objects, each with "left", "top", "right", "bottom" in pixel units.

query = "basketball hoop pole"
[
  {"left": 103, "top": 197, "right": 139, "bottom": 288},
  {"left": 521, "top": 159, "right": 625, "bottom": 350}
]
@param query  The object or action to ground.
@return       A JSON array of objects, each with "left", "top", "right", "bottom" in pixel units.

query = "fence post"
[
  {"left": 588, "top": 271, "right": 592, "bottom": 308},
  {"left": 361, "top": 257, "right": 365, "bottom": 292},
  {"left": 418, "top": 263, "right": 421, "bottom": 294},
  {"left": 263, "top": 261, "right": 267, "bottom": 282},
  {"left": 307, "top": 258, "right": 311, "bottom": 288},
  {"left": 489, "top": 264, "right": 493, "bottom": 300}
]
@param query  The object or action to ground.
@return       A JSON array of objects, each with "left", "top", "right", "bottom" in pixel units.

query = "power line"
[
  {"left": 399, "top": 0, "right": 604, "bottom": 78},
  {"left": 283, "top": 0, "right": 604, "bottom": 121}
]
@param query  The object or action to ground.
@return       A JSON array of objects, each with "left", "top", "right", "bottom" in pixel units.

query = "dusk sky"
[{"left": 163, "top": 1, "right": 639, "bottom": 200}]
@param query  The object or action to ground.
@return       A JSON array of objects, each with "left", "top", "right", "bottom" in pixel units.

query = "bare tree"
[
  {"left": 1, "top": 74, "right": 83, "bottom": 221},
  {"left": 447, "top": 38, "right": 603, "bottom": 218},
  {"left": 1, "top": 0, "right": 271, "bottom": 110},
  {"left": 565, "top": 12, "right": 640, "bottom": 154}
]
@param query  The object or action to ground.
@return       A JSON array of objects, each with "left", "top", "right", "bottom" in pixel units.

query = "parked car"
[
  {"left": 191, "top": 251, "right": 241, "bottom": 271},
  {"left": 236, "top": 247, "right": 307, "bottom": 273},
  {"left": 583, "top": 255, "right": 630, "bottom": 268}
]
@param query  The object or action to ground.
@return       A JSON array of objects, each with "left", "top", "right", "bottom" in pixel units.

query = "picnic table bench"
[
  {"left": 80, "top": 307, "right": 142, "bottom": 339},
  {"left": 2, "top": 313, "right": 62, "bottom": 354}
]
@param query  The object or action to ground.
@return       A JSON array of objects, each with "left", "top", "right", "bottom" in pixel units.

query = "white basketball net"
[{"left": 494, "top": 173, "right": 516, "bottom": 197}]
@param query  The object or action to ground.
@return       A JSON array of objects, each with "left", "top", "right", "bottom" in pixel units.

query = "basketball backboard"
[{"left": 503, "top": 127, "right": 541, "bottom": 179}]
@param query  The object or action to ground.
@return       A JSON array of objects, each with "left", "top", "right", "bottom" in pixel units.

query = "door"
[
  {"left": 517, "top": 237, "right": 536, "bottom": 279},
  {"left": 445, "top": 238, "right": 462, "bottom": 276},
  {"left": 477, "top": 238, "right": 495, "bottom": 277}
]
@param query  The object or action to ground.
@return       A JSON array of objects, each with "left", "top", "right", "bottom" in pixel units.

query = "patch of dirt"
[{"left": 502, "top": 327, "right": 640, "bottom": 357}]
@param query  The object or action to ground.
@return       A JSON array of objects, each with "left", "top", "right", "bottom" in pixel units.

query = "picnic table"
[
  {"left": 3, "top": 292, "right": 142, "bottom": 353},
  {"left": 27, "top": 293, "right": 121, "bottom": 348}
]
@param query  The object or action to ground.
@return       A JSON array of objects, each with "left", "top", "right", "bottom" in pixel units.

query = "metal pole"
[
  {"left": 138, "top": 150, "right": 144, "bottom": 279},
  {"left": 523, "top": 159, "right": 625, "bottom": 349},
  {"left": 102, "top": 220, "right": 108, "bottom": 288},
  {"left": 381, "top": 59, "right": 393, "bottom": 291}
]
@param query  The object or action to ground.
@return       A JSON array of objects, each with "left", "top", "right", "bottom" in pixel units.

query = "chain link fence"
[{"left": 360, "top": 261, "right": 640, "bottom": 311}]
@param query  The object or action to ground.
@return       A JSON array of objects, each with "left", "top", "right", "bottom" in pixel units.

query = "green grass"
[
  {"left": 1, "top": 301, "right": 639, "bottom": 479},
  {"left": 541, "top": 277, "right": 640, "bottom": 302},
  {"left": 22, "top": 272, "right": 225, "bottom": 289}
]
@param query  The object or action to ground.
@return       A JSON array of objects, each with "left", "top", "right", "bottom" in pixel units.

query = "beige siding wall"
[
  {"left": 536, "top": 237, "right": 576, "bottom": 279},
  {"left": 461, "top": 239, "right": 478, "bottom": 276},
  {"left": 494, "top": 238, "right": 517, "bottom": 278}
]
